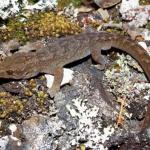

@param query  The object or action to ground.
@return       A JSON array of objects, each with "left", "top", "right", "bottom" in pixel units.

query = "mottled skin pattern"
[{"left": 0, "top": 32, "right": 150, "bottom": 97}]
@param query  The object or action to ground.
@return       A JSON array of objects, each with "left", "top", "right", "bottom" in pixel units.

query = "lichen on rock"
[{"left": 57, "top": 0, "right": 82, "bottom": 9}]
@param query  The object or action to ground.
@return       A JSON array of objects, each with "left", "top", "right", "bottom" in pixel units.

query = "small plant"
[
  {"left": 0, "top": 11, "right": 82, "bottom": 42},
  {"left": 57, "top": 0, "right": 82, "bottom": 9}
]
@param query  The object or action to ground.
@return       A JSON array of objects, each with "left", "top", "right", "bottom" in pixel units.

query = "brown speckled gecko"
[{"left": 0, "top": 32, "right": 150, "bottom": 97}]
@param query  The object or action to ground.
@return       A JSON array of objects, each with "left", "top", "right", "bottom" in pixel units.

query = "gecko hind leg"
[{"left": 47, "top": 67, "right": 63, "bottom": 98}]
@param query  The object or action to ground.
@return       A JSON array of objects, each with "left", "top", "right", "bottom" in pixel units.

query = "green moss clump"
[
  {"left": 146, "top": 21, "right": 150, "bottom": 30},
  {"left": 23, "top": 78, "right": 50, "bottom": 112},
  {"left": 0, "top": 78, "right": 50, "bottom": 122},
  {"left": 0, "top": 11, "right": 82, "bottom": 42},
  {"left": 36, "top": 91, "right": 48, "bottom": 108},
  {"left": 57, "top": 0, "right": 82, "bottom": 9},
  {"left": 140, "top": 0, "right": 150, "bottom": 5},
  {"left": 28, "top": 0, "right": 39, "bottom": 4},
  {"left": 105, "top": 28, "right": 127, "bottom": 36},
  {"left": 0, "top": 92, "right": 25, "bottom": 119}
]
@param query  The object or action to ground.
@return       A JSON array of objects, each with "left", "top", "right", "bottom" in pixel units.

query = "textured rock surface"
[{"left": 1, "top": 61, "right": 150, "bottom": 149}]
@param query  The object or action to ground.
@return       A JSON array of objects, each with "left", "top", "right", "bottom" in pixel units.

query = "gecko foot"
[
  {"left": 48, "top": 88, "right": 57, "bottom": 98},
  {"left": 93, "top": 64, "right": 105, "bottom": 70}
]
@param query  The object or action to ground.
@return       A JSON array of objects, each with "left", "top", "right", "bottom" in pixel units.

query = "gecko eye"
[
  {"left": 10, "top": 48, "right": 19, "bottom": 54},
  {"left": 30, "top": 49, "right": 36, "bottom": 52},
  {"left": 6, "top": 70, "right": 14, "bottom": 75}
]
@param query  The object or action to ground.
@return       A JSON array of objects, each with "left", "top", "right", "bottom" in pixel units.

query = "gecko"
[{"left": 0, "top": 32, "right": 150, "bottom": 98}]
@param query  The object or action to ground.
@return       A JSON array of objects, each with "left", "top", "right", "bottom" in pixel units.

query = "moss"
[
  {"left": 36, "top": 91, "right": 48, "bottom": 108},
  {"left": 110, "top": 8, "right": 122, "bottom": 24},
  {"left": 146, "top": 21, "right": 150, "bottom": 30},
  {"left": 105, "top": 28, "right": 127, "bottom": 36},
  {"left": 27, "top": 0, "right": 39, "bottom": 4},
  {"left": 57, "top": 0, "right": 82, "bottom": 9},
  {"left": 140, "top": 0, "right": 150, "bottom": 5},
  {"left": 22, "top": 78, "right": 51, "bottom": 111},
  {"left": 0, "top": 92, "right": 25, "bottom": 119},
  {"left": 0, "top": 11, "right": 82, "bottom": 42},
  {"left": 0, "top": 78, "right": 49, "bottom": 123}
]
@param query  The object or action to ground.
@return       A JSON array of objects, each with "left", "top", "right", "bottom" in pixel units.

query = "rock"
[{"left": 94, "top": 0, "right": 121, "bottom": 8}]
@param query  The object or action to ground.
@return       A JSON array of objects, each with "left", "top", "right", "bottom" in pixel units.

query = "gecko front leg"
[
  {"left": 47, "top": 67, "right": 63, "bottom": 98},
  {"left": 91, "top": 43, "right": 112, "bottom": 70}
]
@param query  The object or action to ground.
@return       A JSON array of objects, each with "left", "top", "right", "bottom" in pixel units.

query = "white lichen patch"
[
  {"left": 120, "top": 0, "right": 139, "bottom": 14},
  {"left": 0, "top": 0, "right": 20, "bottom": 19},
  {"left": 0, "top": 0, "right": 57, "bottom": 19},
  {"left": 22, "top": 115, "right": 66, "bottom": 149},
  {"left": 0, "top": 136, "right": 9, "bottom": 150},
  {"left": 24, "top": 0, "right": 57, "bottom": 10},
  {"left": 104, "top": 53, "right": 150, "bottom": 103},
  {"left": 141, "top": 30, "right": 150, "bottom": 41},
  {"left": 67, "top": 97, "right": 115, "bottom": 149},
  {"left": 138, "top": 41, "right": 150, "bottom": 56},
  {"left": 105, "top": 54, "right": 132, "bottom": 94},
  {"left": 85, "top": 125, "right": 114, "bottom": 149},
  {"left": 133, "top": 83, "right": 150, "bottom": 101},
  {"left": 60, "top": 4, "right": 79, "bottom": 19},
  {"left": 119, "top": 0, "right": 150, "bottom": 27},
  {"left": 8, "top": 124, "right": 17, "bottom": 134},
  {"left": 134, "top": 83, "right": 150, "bottom": 91}
]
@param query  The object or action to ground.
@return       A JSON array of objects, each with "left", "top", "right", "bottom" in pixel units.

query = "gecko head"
[
  {"left": 0, "top": 52, "right": 32, "bottom": 79},
  {"left": 0, "top": 59, "right": 26, "bottom": 79},
  {"left": 0, "top": 68, "right": 23, "bottom": 79}
]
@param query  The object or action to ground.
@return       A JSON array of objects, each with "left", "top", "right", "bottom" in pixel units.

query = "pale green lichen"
[
  {"left": 146, "top": 21, "right": 150, "bottom": 31},
  {"left": 104, "top": 53, "right": 149, "bottom": 99},
  {"left": 57, "top": 0, "right": 82, "bottom": 9}
]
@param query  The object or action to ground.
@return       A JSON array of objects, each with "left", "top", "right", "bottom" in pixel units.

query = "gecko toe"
[
  {"left": 93, "top": 64, "right": 105, "bottom": 70},
  {"left": 48, "top": 88, "right": 57, "bottom": 98}
]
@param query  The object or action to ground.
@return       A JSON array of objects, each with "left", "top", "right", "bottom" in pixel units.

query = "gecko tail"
[{"left": 111, "top": 36, "right": 150, "bottom": 81}]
